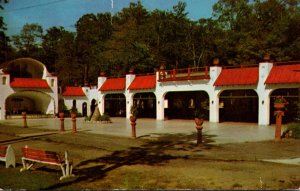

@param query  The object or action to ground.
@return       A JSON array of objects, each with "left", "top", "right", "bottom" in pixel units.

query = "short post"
[
  {"left": 196, "top": 125, "right": 203, "bottom": 146},
  {"left": 59, "top": 112, "right": 65, "bottom": 132},
  {"left": 130, "top": 116, "right": 137, "bottom": 138},
  {"left": 71, "top": 112, "right": 77, "bottom": 133},
  {"left": 274, "top": 110, "right": 284, "bottom": 141},
  {"left": 22, "top": 112, "right": 28, "bottom": 128}
]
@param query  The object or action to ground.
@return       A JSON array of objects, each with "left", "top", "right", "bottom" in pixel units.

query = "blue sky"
[{"left": 1, "top": 0, "right": 218, "bottom": 36}]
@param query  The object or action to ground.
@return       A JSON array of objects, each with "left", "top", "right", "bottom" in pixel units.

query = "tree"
[
  {"left": 42, "top": 26, "right": 67, "bottom": 73},
  {"left": 75, "top": 13, "right": 112, "bottom": 84},
  {"left": 11, "top": 23, "right": 43, "bottom": 58},
  {"left": 0, "top": 0, "right": 10, "bottom": 63}
]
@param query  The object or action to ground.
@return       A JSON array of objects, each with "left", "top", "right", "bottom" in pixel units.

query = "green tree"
[
  {"left": 0, "top": 0, "right": 10, "bottom": 63},
  {"left": 11, "top": 23, "right": 43, "bottom": 58},
  {"left": 75, "top": 13, "right": 112, "bottom": 84}
]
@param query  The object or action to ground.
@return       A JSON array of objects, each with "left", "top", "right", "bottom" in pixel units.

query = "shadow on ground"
[{"left": 43, "top": 132, "right": 216, "bottom": 190}]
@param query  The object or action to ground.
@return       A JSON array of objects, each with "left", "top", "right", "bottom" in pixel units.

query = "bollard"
[
  {"left": 194, "top": 118, "right": 204, "bottom": 146},
  {"left": 71, "top": 112, "right": 77, "bottom": 133},
  {"left": 22, "top": 112, "right": 28, "bottom": 128},
  {"left": 274, "top": 110, "right": 284, "bottom": 141},
  {"left": 59, "top": 112, "right": 65, "bottom": 132},
  {"left": 130, "top": 116, "right": 137, "bottom": 138}
]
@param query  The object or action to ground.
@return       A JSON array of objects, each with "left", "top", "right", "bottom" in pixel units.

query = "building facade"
[{"left": 1, "top": 58, "right": 299, "bottom": 126}]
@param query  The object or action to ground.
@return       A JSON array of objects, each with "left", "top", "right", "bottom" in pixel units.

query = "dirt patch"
[{"left": 0, "top": 124, "right": 300, "bottom": 190}]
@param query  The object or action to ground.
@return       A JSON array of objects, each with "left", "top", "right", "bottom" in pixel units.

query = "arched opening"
[
  {"left": 72, "top": 100, "right": 77, "bottom": 111},
  {"left": 219, "top": 89, "right": 258, "bottom": 123},
  {"left": 133, "top": 93, "right": 156, "bottom": 118},
  {"left": 5, "top": 90, "right": 52, "bottom": 116},
  {"left": 3, "top": 58, "right": 45, "bottom": 81},
  {"left": 104, "top": 94, "right": 126, "bottom": 117},
  {"left": 270, "top": 88, "right": 300, "bottom": 124},
  {"left": 82, "top": 102, "right": 87, "bottom": 117},
  {"left": 90, "top": 99, "right": 96, "bottom": 116},
  {"left": 164, "top": 91, "right": 209, "bottom": 120}
]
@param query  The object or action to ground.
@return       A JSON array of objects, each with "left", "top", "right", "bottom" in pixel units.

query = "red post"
[
  {"left": 195, "top": 118, "right": 204, "bottom": 146},
  {"left": 59, "top": 112, "right": 65, "bottom": 132},
  {"left": 130, "top": 116, "right": 137, "bottom": 138},
  {"left": 71, "top": 112, "right": 77, "bottom": 133},
  {"left": 22, "top": 112, "right": 28, "bottom": 128},
  {"left": 274, "top": 110, "right": 284, "bottom": 141}
]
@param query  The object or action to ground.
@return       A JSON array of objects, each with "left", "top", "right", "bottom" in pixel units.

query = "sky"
[{"left": 1, "top": 0, "right": 218, "bottom": 36}]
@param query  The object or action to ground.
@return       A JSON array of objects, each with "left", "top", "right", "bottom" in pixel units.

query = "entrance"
[
  {"left": 105, "top": 94, "right": 126, "bottom": 117},
  {"left": 133, "top": 93, "right": 156, "bottom": 118},
  {"left": 219, "top": 89, "right": 258, "bottom": 123},
  {"left": 5, "top": 90, "right": 52, "bottom": 116},
  {"left": 164, "top": 91, "right": 209, "bottom": 120}
]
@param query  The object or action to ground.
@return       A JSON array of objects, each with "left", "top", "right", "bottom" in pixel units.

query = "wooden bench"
[
  {"left": 20, "top": 146, "right": 74, "bottom": 180},
  {"left": 0, "top": 145, "right": 16, "bottom": 168}
]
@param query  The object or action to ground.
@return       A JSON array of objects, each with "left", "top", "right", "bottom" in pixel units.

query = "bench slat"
[{"left": 22, "top": 148, "right": 63, "bottom": 164}]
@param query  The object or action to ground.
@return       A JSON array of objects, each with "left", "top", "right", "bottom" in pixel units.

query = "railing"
[{"left": 158, "top": 66, "right": 209, "bottom": 82}]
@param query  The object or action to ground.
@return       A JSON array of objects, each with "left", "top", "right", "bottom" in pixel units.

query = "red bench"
[
  {"left": 20, "top": 146, "right": 74, "bottom": 180},
  {"left": 0, "top": 145, "right": 16, "bottom": 168}
]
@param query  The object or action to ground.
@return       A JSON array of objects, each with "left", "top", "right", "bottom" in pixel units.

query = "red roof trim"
[
  {"left": 10, "top": 78, "right": 50, "bottom": 89},
  {"left": 99, "top": 78, "right": 126, "bottom": 91},
  {"left": 265, "top": 64, "right": 300, "bottom": 84},
  {"left": 214, "top": 67, "right": 259, "bottom": 86},
  {"left": 128, "top": 75, "right": 156, "bottom": 90},
  {"left": 62, "top": 86, "right": 86, "bottom": 97}
]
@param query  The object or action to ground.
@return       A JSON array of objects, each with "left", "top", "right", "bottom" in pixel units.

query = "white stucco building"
[{"left": 1, "top": 58, "right": 299, "bottom": 126}]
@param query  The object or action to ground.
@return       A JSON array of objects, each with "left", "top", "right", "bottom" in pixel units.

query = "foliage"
[
  {"left": 100, "top": 113, "right": 111, "bottom": 121},
  {"left": 274, "top": 96, "right": 288, "bottom": 104},
  {"left": 130, "top": 105, "right": 138, "bottom": 117},
  {"left": 283, "top": 123, "right": 300, "bottom": 139},
  {"left": 4, "top": 0, "right": 300, "bottom": 86},
  {"left": 194, "top": 109, "right": 205, "bottom": 119}
]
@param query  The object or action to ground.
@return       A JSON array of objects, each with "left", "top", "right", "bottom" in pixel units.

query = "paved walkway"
[{"left": 0, "top": 117, "right": 278, "bottom": 144}]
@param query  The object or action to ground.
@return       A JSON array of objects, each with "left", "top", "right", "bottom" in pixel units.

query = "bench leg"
[
  {"left": 59, "top": 163, "right": 75, "bottom": 180},
  {"left": 5, "top": 145, "right": 16, "bottom": 168},
  {"left": 20, "top": 159, "right": 34, "bottom": 172}
]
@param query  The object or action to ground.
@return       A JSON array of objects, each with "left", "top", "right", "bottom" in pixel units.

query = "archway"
[
  {"left": 219, "top": 89, "right": 258, "bottom": 123},
  {"left": 270, "top": 88, "right": 300, "bottom": 124},
  {"left": 164, "top": 91, "right": 209, "bottom": 120},
  {"left": 133, "top": 93, "right": 156, "bottom": 118},
  {"left": 82, "top": 102, "right": 87, "bottom": 117},
  {"left": 104, "top": 94, "right": 126, "bottom": 117},
  {"left": 5, "top": 90, "right": 52, "bottom": 116}
]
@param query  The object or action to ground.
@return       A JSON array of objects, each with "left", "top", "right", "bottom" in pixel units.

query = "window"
[
  {"left": 2, "top": 76, "right": 6, "bottom": 85},
  {"left": 51, "top": 79, "right": 55, "bottom": 87}
]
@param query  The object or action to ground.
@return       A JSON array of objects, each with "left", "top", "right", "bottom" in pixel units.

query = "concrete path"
[{"left": 0, "top": 117, "right": 277, "bottom": 144}]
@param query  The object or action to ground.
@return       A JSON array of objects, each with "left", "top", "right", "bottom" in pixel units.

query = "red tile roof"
[
  {"left": 128, "top": 75, "right": 156, "bottom": 90},
  {"left": 10, "top": 78, "right": 50, "bottom": 89},
  {"left": 265, "top": 64, "right": 300, "bottom": 84},
  {"left": 99, "top": 78, "right": 126, "bottom": 91},
  {"left": 214, "top": 67, "right": 259, "bottom": 86},
  {"left": 62, "top": 86, "right": 86, "bottom": 96}
]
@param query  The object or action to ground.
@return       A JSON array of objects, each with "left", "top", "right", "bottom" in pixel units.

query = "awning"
[
  {"left": 265, "top": 64, "right": 300, "bottom": 84},
  {"left": 128, "top": 75, "right": 156, "bottom": 90},
  {"left": 99, "top": 78, "right": 126, "bottom": 91},
  {"left": 10, "top": 78, "right": 50, "bottom": 89},
  {"left": 214, "top": 67, "right": 258, "bottom": 86},
  {"left": 62, "top": 86, "right": 86, "bottom": 96}
]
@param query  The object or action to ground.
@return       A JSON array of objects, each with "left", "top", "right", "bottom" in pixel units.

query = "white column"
[
  {"left": 99, "top": 94, "right": 105, "bottom": 115},
  {"left": 125, "top": 93, "right": 133, "bottom": 119},
  {"left": 209, "top": 94, "right": 219, "bottom": 123},
  {"left": 258, "top": 93, "right": 270, "bottom": 125},
  {"left": 156, "top": 94, "right": 165, "bottom": 120}
]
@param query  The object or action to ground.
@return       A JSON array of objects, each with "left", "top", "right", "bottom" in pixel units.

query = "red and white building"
[{"left": 1, "top": 58, "right": 299, "bottom": 126}]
